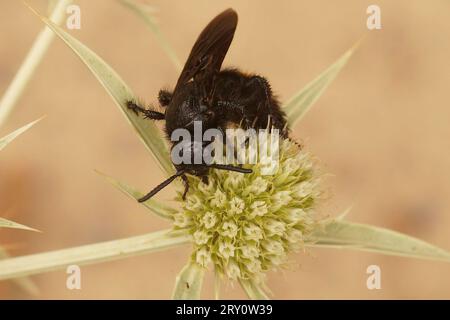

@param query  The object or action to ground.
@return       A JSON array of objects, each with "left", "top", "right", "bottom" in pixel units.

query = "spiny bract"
[{"left": 171, "top": 138, "right": 322, "bottom": 283}]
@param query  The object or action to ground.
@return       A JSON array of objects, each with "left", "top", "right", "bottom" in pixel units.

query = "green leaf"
[
  {"left": 25, "top": 3, "right": 173, "bottom": 175},
  {"left": 0, "top": 0, "right": 71, "bottom": 128},
  {"left": 0, "top": 229, "right": 190, "bottom": 280},
  {"left": 0, "top": 247, "right": 39, "bottom": 296},
  {"left": 306, "top": 219, "right": 450, "bottom": 262},
  {"left": 284, "top": 40, "right": 360, "bottom": 128},
  {"left": 118, "top": 0, "right": 182, "bottom": 72},
  {"left": 0, "top": 118, "right": 42, "bottom": 152},
  {"left": 172, "top": 261, "right": 204, "bottom": 300},
  {"left": 0, "top": 217, "right": 40, "bottom": 232},
  {"left": 239, "top": 279, "right": 270, "bottom": 300},
  {"left": 95, "top": 170, "right": 176, "bottom": 220}
]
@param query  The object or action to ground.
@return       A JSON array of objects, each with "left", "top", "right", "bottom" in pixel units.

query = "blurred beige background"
[{"left": 1, "top": 0, "right": 449, "bottom": 299}]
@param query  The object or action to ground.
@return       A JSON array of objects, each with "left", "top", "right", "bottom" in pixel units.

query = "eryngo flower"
[{"left": 172, "top": 138, "right": 322, "bottom": 283}]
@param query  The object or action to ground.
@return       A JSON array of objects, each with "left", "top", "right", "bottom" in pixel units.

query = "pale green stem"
[
  {"left": 0, "top": 0, "right": 72, "bottom": 128},
  {"left": 172, "top": 261, "right": 204, "bottom": 300}
]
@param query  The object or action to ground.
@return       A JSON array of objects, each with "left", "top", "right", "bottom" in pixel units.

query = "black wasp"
[{"left": 127, "top": 8, "right": 288, "bottom": 202}]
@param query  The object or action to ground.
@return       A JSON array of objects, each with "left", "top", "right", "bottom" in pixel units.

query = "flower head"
[{"left": 173, "top": 138, "right": 321, "bottom": 283}]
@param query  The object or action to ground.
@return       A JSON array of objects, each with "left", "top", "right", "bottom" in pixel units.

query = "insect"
[{"left": 127, "top": 8, "right": 288, "bottom": 202}]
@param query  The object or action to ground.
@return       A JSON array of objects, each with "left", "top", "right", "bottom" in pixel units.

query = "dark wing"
[{"left": 174, "top": 8, "right": 238, "bottom": 97}]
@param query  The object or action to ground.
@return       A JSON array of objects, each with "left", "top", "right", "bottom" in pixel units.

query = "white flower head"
[
  {"left": 250, "top": 201, "right": 268, "bottom": 218},
  {"left": 264, "top": 219, "right": 286, "bottom": 237},
  {"left": 262, "top": 239, "right": 284, "bottom": 255},
  {"left": 284, "top": 208, "right": 307, "bottom": 224},
  {"left": 193, "top": 230, "right": 210, "bottom": 245},
  {"left": 173, "top": 212, "right": 192, "bottom": 228},
  {"left": 221, "top": 221, "right": 238, "bottom": 238},
  {"left": 218, "top": 240, "right": 235, "bottom": 259},
  {"left": 271, "top": 190, "right": 292, "bottom": 210},
  {"left": 282, "top": 157, "right": 300, "bottom": 174},
  {"left": 226, "top": 259, "right": 241, "bottom": 280},
  {"left": 185, "top": 194, "right": 203, "bottom": 211},
  {"left": 201, "top": 211, "right": 217, "bottom": 229},
  {"left": 244, "top": 177, "right": 268, "bottom": 195},
  {"left": 177, "top": 137, "right": 321, "bottom": 282},
  {"left": 210, "top": 189, "right": 227, "bottom": 208},
  {"left": 246, "top": 259, "right": 262, "bottom": 274},
  {"left": 224, "top": 171, "right": 244, "bottom": 189},
  {"left": 243, "top": 223, "right": 264, "bottom": 241},
  {"left": 266, "top": 254, "right": 286, "bottom": 267},
  {"left": 195, "top": 247, "right": 211, "bottom": 267},
  {"left": 240, "top": 244, "right": 260, "bottom": 259},
  {"left": 286, "top": 228, "right": 303, "bottom": 243},
  {"left": 229, "top": 197, "right": 245, "bottom": 215},
  {"left": 293, "top": 181, "right": 314, "bottom": 198}
]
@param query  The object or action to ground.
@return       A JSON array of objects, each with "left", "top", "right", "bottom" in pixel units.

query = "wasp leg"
[
  {"left": 181, "top": 174, "right": 190, "bottom": 200},
  {"left": 126, "top": 101, "right": 165, "bottom": 120},
  {"left": 201, "top": 175, "right": 209, "bottom": 185},
  {"left": 158, "top": 89, "right": 173, "bottom": 107}
]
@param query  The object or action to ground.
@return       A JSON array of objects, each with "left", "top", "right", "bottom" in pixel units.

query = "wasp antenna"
[
  {"left": 138, "top": 170, "right": 185, "bottom": 202},
  {"left": 208, "top": 163, "right": 252, "bottom": 174}
]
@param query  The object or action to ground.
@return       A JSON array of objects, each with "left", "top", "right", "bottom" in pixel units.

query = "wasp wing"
[{"left": 174, "top": 8, "right": 238, "bottom": 96}]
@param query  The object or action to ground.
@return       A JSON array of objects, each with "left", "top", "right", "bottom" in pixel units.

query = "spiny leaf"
[
  {"left": 284, "top": 40, "right": 361, "bottom": 128},
  {"left": 172, "top": 261, "right": 204, "bottom": 300},
  {"left": 95, "top": 170, "right": 176, "bottom": 220},
  {"left": 118, "top": 0, "right": 182, "bottom": 71},
  {"left": 0, "top": 118, "right": 42, "bottom": 152},
  {"left": 0, "top": 229, "right": 190, "bottom": 280},
  {"left": 0, "top": 217, "right": 40, "bottom": 232},
  {"left": 306, "top": 219, "right": 450, "bottom": 262},
  {"left": 26, "top": 3, "right": 173, "bottom": 175}
]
